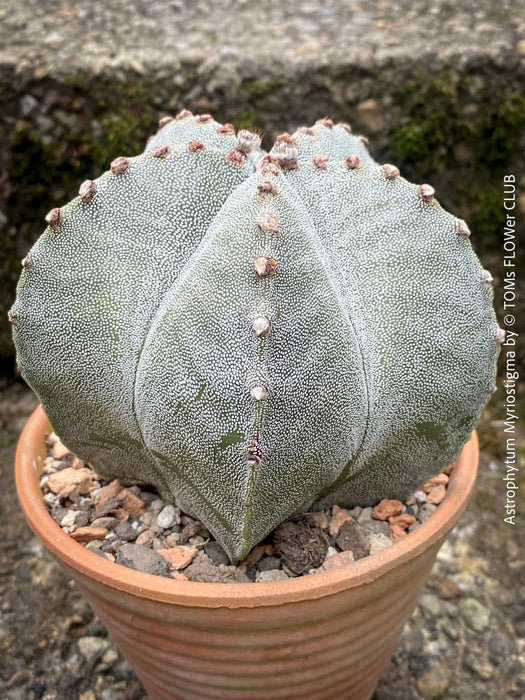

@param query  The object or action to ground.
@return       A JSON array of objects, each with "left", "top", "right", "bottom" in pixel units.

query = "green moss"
[
  {"left": 243, "top": 78, "right": 280, "bottom": 99},
  {"left": 8, "top": 124, "right": 73, "bottom": 219},
  {"left": 470, "top": 89, "right": 525, "bottom": 167},
  {"left": 389, "top": 71, "right": 460, "bottom": 172},
  {"left": 7, "top": 75, "right": 156, "bottom": 224},
  {"left": 389, "top": 72, "right": 525, "bottom": 253},
  {"left": 81, "top": 76, "right": 156, "bottom": 173},
  {"left": 232, "top": 108, "right": 261, "bottom": 133}
]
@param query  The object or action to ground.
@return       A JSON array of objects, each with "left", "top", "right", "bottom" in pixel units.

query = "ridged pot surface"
[{"left": 15, "top": 406, "right": 479, "bottom": 700}]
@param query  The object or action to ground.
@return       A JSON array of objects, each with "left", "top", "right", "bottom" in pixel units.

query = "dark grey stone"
[
  {"left": 114, "top": 521, "right": 137, "bottom": 542},
  {"left": 203, "top": 541, "right": 230, "bottom": 566},
  {"left": 486, "top": 631, "right": 518, "bottom": 665},
  {"left": 257, "top": 556, "right": 282, "bottom": 571},
  {"left": 115, "top": 543, "right": 168, "bottom": 577}
]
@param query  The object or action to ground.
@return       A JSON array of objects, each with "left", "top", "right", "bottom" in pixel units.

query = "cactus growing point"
[{"left": 12, "top": 114, "right": 500, "bottom": 561}]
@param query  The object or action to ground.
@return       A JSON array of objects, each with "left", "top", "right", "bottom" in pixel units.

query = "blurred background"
[{"left": 0, "top": 1, "right": 524, "bottom": 699}]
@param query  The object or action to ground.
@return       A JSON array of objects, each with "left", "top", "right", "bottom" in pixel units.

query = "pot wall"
[
  {"left": 15, "top": 407, "right": 479, "bottom": 700},
  {"left": 76, "top": 554, "right": 435, "bottom": 699}
]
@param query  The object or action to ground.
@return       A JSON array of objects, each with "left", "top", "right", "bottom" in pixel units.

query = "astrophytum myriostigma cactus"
[{"left": 11, "top": 111, "right": 502, "bottom": 561}]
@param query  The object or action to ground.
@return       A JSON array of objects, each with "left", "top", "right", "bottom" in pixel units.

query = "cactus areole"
[{"left": 12, "top": 112, "right": 501, "bottom": 561}]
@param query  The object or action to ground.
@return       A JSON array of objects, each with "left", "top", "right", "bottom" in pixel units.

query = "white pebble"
[
  {"left": 368, "top": 533, "right": 392, "bottom": 555},
  {"left": 188, "top": 535, "right": 205, "bottom": 546},
  {"left": 157, "top": 504, "right": 180, "bottom": 529},
  {"left": 414, "top": 490, "right": 427, "bottom": 503},
  {"left": 357, "top": 506, "right": 373, "bottom": 523},
  {"left": 60, "top": 511, "right": 77, "bottom": 528},
  {"left": 256, "top": 570, "right": 290, "bottom": 583},
  {"left": 140, "top": 512, "right": 154, "bottom": 526}
]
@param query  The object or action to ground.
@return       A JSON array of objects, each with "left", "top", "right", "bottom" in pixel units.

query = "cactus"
[{"left": 11, "top": 111, "right": 501, "bottom": 562}]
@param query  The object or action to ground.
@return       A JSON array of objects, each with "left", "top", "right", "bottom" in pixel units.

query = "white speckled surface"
[{"left": 13, "top": 117, "right": 499, "bottom": 560}]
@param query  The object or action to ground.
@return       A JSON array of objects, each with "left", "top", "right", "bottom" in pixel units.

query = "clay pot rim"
[{"left": 16, "top": 405, "right": 478, "bottom": 609}]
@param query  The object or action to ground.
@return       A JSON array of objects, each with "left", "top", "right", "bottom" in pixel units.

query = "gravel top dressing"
[{"left": 40, "top": 432, "right": 453, "bottom": 583}]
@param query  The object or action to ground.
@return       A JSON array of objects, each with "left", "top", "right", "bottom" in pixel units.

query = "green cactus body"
[{"left": 12, "top": 111, "right": 501, "bottom": 561}]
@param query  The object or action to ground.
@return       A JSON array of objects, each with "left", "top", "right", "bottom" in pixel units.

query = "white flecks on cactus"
[
  {"left": 13, "top": 114, "right": 500, "bottom": 561},
  {"left": 283, "top": 157, "right": 498, "bottom": 510},
  {"left": 291, "top": 121, "right": 375, "bottom": 167},
  {"left": 147, "top": 113, "right": 237, "bottom": 153},
  {"left": 14, "top": 142, "right": 252, "bottom": 524}
]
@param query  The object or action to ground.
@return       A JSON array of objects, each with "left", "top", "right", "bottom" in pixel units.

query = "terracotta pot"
[{"left": 16, "top": 406, "right": 478, "bottom": 700}]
